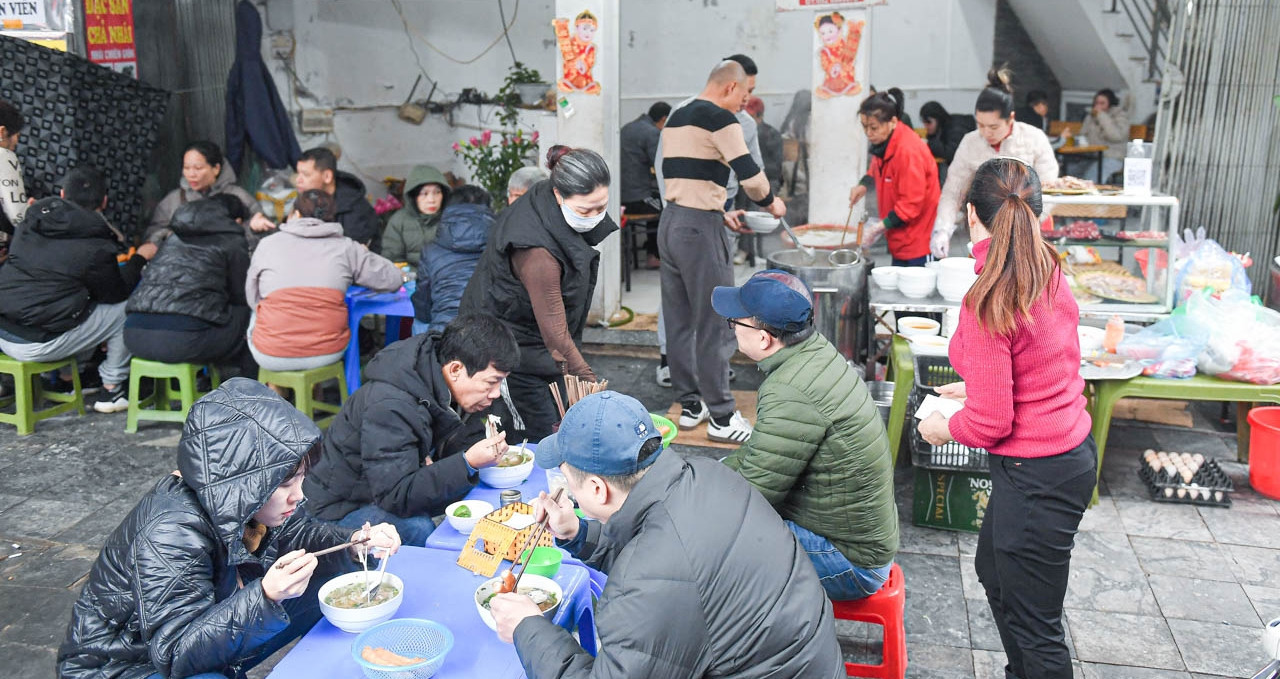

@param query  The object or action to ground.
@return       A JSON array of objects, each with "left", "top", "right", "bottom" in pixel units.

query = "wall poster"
[{"left": 84, "top": 0, "right": 135, "bottom": 77}]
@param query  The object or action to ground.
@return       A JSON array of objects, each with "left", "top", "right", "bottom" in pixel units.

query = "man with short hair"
[
  {"left": 294, "top": 147, "right": 382, "bottom": 251},
  {"left": 489, "top": 390, "right": 843, "bottom": 679},
  {"left": 620, "top": 100, "right": 670, "bottom": 269},
  {"left": 303, "top": 313, "right": 519, "bottom": 545},
  {"left": 505, "top": 166, "right": 547, "bottom": 206},
  {"left": 714, "top": 270, "right": 898, "bottom": 601},
  {"left": 0, "top": 167, "right": 157, "bottom": 412}
]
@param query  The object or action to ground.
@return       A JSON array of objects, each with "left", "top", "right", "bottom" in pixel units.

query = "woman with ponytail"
[
  {"left": 931, "top": 67, "right": 1058, "bottom": 257},
  {"left": 917, "top": 157, "right": 1094, "bottom": 679}
]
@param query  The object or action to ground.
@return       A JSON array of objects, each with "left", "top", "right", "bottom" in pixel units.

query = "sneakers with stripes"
[{"left": 707, "top": 411, "right": 752, "bottom": 444}]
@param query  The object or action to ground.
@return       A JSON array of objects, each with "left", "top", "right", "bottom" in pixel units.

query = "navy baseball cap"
[
  {"left": 712, "top": 269, "right": 814, "bottom": 332},
  {"left": 535, "top": 391, "right": 663, "bottom": 476}
]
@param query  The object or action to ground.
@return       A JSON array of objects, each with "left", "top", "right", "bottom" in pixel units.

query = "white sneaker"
[
  {"left": 91, "top": 384, "right": 129, "bottom": 413},
  {"left": 655, "top": 365, "right": 671, "bottom": 388},
  {"left": 678, "top": 400, "right": 709, "bottom": 428},
  {"left": 707, "top": 411, "right": 752, "bottom": 443}
]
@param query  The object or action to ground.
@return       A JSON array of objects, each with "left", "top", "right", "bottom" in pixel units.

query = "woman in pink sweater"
[{"left": 918, "top": 157, "right": 1093, "bottom": 679}]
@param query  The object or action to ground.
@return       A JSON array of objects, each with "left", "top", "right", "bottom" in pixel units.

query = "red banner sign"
[{"left": 84, "top": 0, "right": 136, "bottom": 77}]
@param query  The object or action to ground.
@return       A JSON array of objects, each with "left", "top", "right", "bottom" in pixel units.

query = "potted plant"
[
  {"left": 453, "top": 129, "right": 540, "bottom": 210},
  {"left": 501, "top": 62, "right": 549, "bottom": 108}
]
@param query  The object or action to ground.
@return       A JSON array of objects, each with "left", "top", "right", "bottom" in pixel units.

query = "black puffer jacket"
[
  {"left": 334, "top": 171, "right": 382, "bottom": 252},
  {"left": 58, "top": 379, "right": 351, "bottom": 679},
  {"left": 127, "top": 199, "right": 250, "bottom": 325},
  {"left": 0, "top": 197, "right": 145, "bottom": 342},
  {"left": 304, "top": 333, "right": 480, "bottom": 521}
]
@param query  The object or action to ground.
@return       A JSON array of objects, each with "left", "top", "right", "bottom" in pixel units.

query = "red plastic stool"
[{"left": 831, "top": 563, "right": 906, "bottom": 679}]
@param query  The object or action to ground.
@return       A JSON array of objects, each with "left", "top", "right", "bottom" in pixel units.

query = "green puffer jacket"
[
  {"left": 725, "top": 332, "right": 898, "bottom": 568},
  {"left": 384, "top": 165, "right": 447, "bottom": 265}
]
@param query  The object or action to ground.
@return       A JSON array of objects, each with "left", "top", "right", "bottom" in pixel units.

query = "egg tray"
[{"left": 1137, "top": 457, "right": 1235, "bottom": 493}]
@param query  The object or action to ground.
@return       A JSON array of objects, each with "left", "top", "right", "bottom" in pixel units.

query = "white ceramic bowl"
[
  {"left": 935, "top": 257, "right": 977, "bottom": 273},
  {"left": 897, "top": 316, "right": 941, "bottom": 337},
  {"left": 318, "top": 571, "right": 405, "bottom": 633},
  {"left": 896, "top": 268, "right": 937, "bottom": 299},
  {"left": 477, "top": 446, "right": 535, "bottom": 488},
  {"left": 909, "top": 335, "right": 951, "bottom": 356},
  {"left": 474, "top": 573, "right": 564, "bottom": 631},
  {"left": 742, "top": 211, "right": 780, "bottom": 234},
  {"left": 1078, "top": 326, "right": 1106, "bottom": 355},
  {"left": 870, "top": 266, "right": 902, "bottom": 290},
  {"left": 937, "top": 274, "right": 978, "bottom": 302},
  {"left": 445, "top": 499, "right": 494, "bottom": 535}
]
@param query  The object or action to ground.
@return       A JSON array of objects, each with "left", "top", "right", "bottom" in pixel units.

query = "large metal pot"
[{"left": 767, "top": 248, "right": 869, "bottom": 360}]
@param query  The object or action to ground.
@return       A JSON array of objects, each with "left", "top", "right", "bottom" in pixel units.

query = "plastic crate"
[{"left": 907, "top": 355, "right": 989, "bottom": 472}]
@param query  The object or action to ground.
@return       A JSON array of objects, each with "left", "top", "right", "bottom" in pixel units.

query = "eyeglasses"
[{"left": 727, "top": 318, "right": 777, "bottom": 337}]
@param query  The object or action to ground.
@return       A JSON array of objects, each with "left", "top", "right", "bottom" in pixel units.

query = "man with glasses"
[{"left": 714, "top": 270, "right": 899, "bottom": 601}]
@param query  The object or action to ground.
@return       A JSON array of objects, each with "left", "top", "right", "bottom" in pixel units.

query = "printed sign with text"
[{"left": 85, "top": 0, "right": 137, "bottom": 78}]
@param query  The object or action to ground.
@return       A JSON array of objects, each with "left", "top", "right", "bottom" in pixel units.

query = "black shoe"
[
  {"left": 91, "top": 384, "right": 129, "bottom": 413},
  {"left": 679, "top": 400, "right": 708, "bottom": 428}
]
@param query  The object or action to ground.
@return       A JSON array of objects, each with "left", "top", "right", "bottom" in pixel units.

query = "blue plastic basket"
[{"left": 350, "top": 619, "right": 453, "bottom": 679}]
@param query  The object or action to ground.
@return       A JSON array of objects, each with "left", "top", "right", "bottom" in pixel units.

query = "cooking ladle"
[{"left": 778, "top": 216, "right": 816, "bottom": 261}]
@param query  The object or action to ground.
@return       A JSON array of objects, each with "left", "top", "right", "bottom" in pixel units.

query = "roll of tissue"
[{"left": 1265, "top": 617, "right": 1280, "bottom": 661}]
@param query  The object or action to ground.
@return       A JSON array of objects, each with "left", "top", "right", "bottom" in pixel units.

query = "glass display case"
[{"left": 1042, "top": 192, "right": 1179, "bottom": 318}]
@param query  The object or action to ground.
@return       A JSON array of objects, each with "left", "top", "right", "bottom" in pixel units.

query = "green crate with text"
[{"left": 911, "top": 467, "right": 991, "bottom": 533}]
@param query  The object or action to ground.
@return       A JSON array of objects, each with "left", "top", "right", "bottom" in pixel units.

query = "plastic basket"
[
  {"left": 351, "top": 619, "right": 453, "bottom": 679},
  {"left": 913, "top": 354, "right": 962, "bottom": 391},
  {"left": 907, "top": 355, "right": 988, "bottom": 472}
]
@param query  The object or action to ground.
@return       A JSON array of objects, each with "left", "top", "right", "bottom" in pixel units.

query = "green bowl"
[
  {"left": 518, "top": 546, "right": 564, "bottom": 578},
  {"left": 650, "top": 413, "right": 678, "bottom": 448}
]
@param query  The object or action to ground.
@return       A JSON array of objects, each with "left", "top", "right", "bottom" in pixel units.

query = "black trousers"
[
  {"left": 124, "top": 306, "right": 257, "bottom": 379},
  {"left": 489, "top": 370, "right": 567, "bottom": 443},
  {"left": 975, "top": 436, "right": 1097, "bottom": 679}
]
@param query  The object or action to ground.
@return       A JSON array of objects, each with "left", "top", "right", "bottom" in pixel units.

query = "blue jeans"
[
  {"left": 412, "top": 319, "right": 431, "bottom": 336},
  {"left": 786, "top": 520, "right": 892, "bottom": 601},
  {"left": 337, "top": 504, "right": 436, "bottom": 547}
]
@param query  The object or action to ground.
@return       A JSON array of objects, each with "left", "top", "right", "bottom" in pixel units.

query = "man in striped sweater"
[{"left": 659, "top": 60, "right": 786, "bottom": 444}]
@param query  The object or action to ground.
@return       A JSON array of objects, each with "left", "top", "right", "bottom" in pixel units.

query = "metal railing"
[{"left": 1118, "top": 0, "right": 1173, "bottom": 81}]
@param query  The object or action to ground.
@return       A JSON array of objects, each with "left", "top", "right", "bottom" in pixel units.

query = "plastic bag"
[
  {"left": 1117, "top": 315, "right": 1209, "bottom": 379},
  {"left": 1172, "top": 236, "right": 1250, "bottom": 305},
  {"left": 1185, "top": 290, "right": 1280, "bottom": 384}
]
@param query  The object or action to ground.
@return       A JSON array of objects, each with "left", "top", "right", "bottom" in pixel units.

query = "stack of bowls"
[
  {"left": 870, "top": 266, "right": 902, "bottom": 290},
  {"left": 935, "top": 257, "right": 978, "bottom": 302},
  {"left": 896, "top": 268, "right": 937, "bottom": 299}
]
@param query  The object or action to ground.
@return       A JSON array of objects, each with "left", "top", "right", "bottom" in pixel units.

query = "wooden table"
[{"left": 1055, "top": 144, "right": 1109, "bottom": 182}]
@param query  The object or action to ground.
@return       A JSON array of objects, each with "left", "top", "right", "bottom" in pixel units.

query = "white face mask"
[
  {"left": 967, "top": 240, "right": 975, "bottom": 256},
  {"left": 560, "top": 203, "right": 607, "bottom": 233}
]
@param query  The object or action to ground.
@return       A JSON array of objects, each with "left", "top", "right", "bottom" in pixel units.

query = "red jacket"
[{"left": 870, "top": 122, "right": 940, "bottom": 260}]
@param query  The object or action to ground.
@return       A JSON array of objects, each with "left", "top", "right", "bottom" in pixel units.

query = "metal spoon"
[
  {"left": 779, "top": 216, "right": 816, "bottom": 261},
  {"left": 364, "top": 549, "right": 390, "bottom": 603}
]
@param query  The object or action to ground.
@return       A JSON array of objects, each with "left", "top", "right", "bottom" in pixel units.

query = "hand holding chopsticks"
[
  {"left": 271, "top": 536, "right": 370, "bottom": 570},
  {"left": 499, "top": 488, "right": 566, "bottom": 594}
]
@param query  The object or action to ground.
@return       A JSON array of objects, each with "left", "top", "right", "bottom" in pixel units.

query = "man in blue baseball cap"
[
  {"left": 488, "top": 390, "right": 843, "bottom": 679},
  {"left": 713, "top": 270, "right": 899, "bottom": 602}
]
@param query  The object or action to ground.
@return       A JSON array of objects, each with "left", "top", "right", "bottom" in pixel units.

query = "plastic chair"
[
  {"left": 885, "top": 336, "right": 915, "bottom": 466},
  {"left": 831, "top": 563, "right": 906, "bottom": 679},
  {"left": 0, "top": 355, "right": 84, "bottom": 435},
  {"left": 257, "top": 362, "right": 347, "bottom": 429},
  {"left": 127, "top": 359, "right": 220, "bottom": 433}
]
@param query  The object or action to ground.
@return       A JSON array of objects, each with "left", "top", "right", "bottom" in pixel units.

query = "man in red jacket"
[{"left": 848, "top": 92, "right": 940, "bottom": 266}]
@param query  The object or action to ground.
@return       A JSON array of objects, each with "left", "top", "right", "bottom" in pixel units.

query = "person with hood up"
[
  {"left": 0, "top": 167, "right": 157, "bottom": 413},
  {"left": 919, "top": 101, "right": 977, "bottom": 167},
  {"left": 304, "top": 313, "right": 519, "bottom": 546},
  {"left": 58, "top": 378, "right": 402, "bottom": 679},
  {"left": 383, "top": 165, "right": 448, "bottom": 265},
  {"left": 125, "top": 195, "right": 257, "bottom": 378},
  {"left": 245, "top": 189, "right": 403, "bottom": 373},
  {"left": 411, "top": 184, "right": 495, "bottom": 335},
  {"left": 145, "top": 141, "right": 275, "bottom": 246},
  {"left": 294, "top": 146, "right": 383, "bottom": 252},
  {"left": 459, "top": 147, "right": 619, "bottom": 442}
]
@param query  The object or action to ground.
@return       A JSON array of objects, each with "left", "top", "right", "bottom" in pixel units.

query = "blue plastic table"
[
  {"left": 265, "top": 545, "right": 596, "bottom": 678},
  {"left": 427, "top": 448, "right": 551, "bottom": 551},
  {"left": 345, "top": 284, "right": 415, "bottom": 394}
]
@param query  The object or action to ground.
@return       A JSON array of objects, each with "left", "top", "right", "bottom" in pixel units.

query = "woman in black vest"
[{"left": 460, "top": 147, "right": 617, "bottom": 440}]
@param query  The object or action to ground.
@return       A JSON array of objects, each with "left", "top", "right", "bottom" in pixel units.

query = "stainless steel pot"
[{"left": 767, "top": 248, "right": 870, "bottom": 360}]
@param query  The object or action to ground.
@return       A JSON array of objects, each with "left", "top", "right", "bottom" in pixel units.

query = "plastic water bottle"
[{"left": 1124, "top": 139, "right": 1153, "bottom": 196}]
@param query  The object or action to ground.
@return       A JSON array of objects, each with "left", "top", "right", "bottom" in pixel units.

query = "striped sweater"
[{"left": 660, "top": 99, "right": 773, "bottom": 212}]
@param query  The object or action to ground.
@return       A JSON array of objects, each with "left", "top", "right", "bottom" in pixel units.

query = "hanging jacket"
[
  {"left": 724, "top": 332, "right": 899, "bottom": 568},
  {"left": 411, "top": 202, "right": 494, "bottom": 332},
  {"left": 514, "top": 450, "right": 844, "bottom": 679},
  {"left": 145, "top": 163, "right": 264, "bottom": 244},
  {"left": 0, "top": 197, "right": 146, "bottom": 342},
  {"left": 333, "top": 171, "right": 383, "bottom": 252},
  {"left": 58, "top": 379, "right": 353, "bottom": 679},
  {"left": 869, "top": 122, "right": 940, "bottom": 261},
  {"left": 458, "top": 180, "right": 617, "bottom": 376},
  {"left": 128, "top": 200, "right": 250, "bottom": 326},
  {"left": 304, "top": 333, "right": 482, "bottom": 521},
  {"left": 225, "top": 0, "right": 301, "bottom": 174},
  {"left": 383, "top": 165, "right": 448, "bottom": 265}
]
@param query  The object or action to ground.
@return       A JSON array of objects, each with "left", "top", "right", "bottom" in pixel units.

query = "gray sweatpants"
[
  {"left": 658, "top": 203, "right": 736, "bottom": 418},
  {"left": 0, "top": 302, "right": 131, "bottom": 385}
]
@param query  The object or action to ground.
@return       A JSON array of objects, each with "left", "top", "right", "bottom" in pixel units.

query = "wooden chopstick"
[
  {"left": 510, "top": 488, "right": 566, "bottom": 592},
  {"left": 272, "top": 536, "right": 371, "bottom": 569},
  {"left": 549, "top": 384, "right": 566, "bottom": 419}
]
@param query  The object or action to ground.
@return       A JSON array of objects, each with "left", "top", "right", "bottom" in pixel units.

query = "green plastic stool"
[
  {"left": 885, "top": 335, "right": 915, "bottom": 467},
  {"left": 127, "top": 359, "right": 221, "bottom": 433},
  {"left": 257, "top": 362, "right": 347, "bottom": 429},
  {"left": 0, "top": 355, "right": 84, "bottom": 435}
]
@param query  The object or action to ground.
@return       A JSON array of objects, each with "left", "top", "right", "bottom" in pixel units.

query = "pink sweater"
[{"left": 947, "top": 239, "right": 1092, "bottom": 458}]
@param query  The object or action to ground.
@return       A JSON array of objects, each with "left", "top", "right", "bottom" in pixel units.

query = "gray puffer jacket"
[
  {"left": 58, "top": 379, "right": 351, "bottom": 679},
  {"left": 513, "top": 451, "right": 844, "bottom": 679}
]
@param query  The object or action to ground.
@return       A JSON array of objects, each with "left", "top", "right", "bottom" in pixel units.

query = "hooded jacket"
[
  {"left": 0, "top": 197, "right": 146, "bottom": 342},
  {"left": 58, "top": 379, "right": 352, "bottom": 679},
  {"left": 225, "top": 0, "right": 301, "bottom": 174},
  {"left": 383, "top": 165, "right": 448, "bottom": 265},
  {"left": 459, "top": 180, "right": 617, "bottom": 376},
  {"left": 303, "top": 333, "right": 478, "bottom": 521},
  {"left": 514, "top": 451, "right": 844, "bottom": 679},
  {"left": 145, "top": 163, "right": 264, "bottom": 244},
  {"left": 333, "top": 171, "right": 383, "bottom": 252},
  {"left": 411, "top": 201, "right": 494, "bottom": 332},
  {"left": 128, "top": 200, "right": 250, "bottom": 325}
]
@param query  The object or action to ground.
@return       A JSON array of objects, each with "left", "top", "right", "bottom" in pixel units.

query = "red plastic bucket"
[{"left": 1247, "top": 406, "right": 1280, "bottom": 500}]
